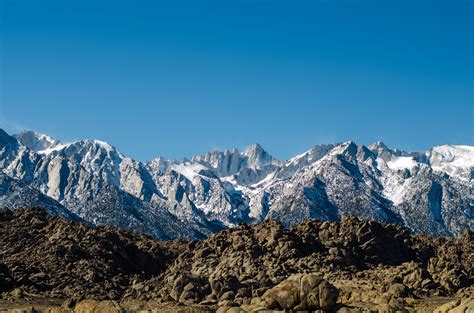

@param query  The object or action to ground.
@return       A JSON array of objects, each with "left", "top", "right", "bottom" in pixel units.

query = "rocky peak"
[
  {"left": 369, "top": 140, "right": 398, "bottom": 162},
  {"left": 13, "top": 130, "right": 61, "bottom": 152},
  {"left": 148, "top": 156, "right": 171, "bottom": 175},
  {"left": 243, "top": 143, "right": 277, "bottom": 168},
  {"left": 190, "top": 148, "right": 242, "bottom": 177},
  {"left": 369, "top": 140, "right": 389, "bottom": 152},
  {"left": 356, "top": 144, "right": 376, "bottom": 162},
  {"left": 328, "top": 141, "right": 359, "bottom": 161},
  {"left": 243, "top": 143, "right": 264, "bottom": 156},
  {"left": 59, "top": 139, "right": 123, "bottom": 160},
  {"left": 0, "top": 129, "right": 21, "bottom": 168}
]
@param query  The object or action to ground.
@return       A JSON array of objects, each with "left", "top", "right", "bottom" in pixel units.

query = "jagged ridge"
[{"left": 0, "top": 128, "right": 472, "bottom": 238}]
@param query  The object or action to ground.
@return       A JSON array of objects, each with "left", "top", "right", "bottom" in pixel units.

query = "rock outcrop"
[
  {"left": 0, "top": 208, "right": 183, "bottom": 300},
  {"left": 0, "top": 208, "right": 472, "bottom": 312},
  {"left": 261, "top": 274, "right": 339, "bottom": 310}
]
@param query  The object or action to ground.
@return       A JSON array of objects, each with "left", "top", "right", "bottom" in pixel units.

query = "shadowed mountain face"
[{"left": 1, "top": 128, "right": 473, "bottom": 238}]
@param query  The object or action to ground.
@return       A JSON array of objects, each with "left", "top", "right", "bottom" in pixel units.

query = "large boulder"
[
  {"left": 433, "top": 297, "right": 474, "bottom": 313},
  {"left": 73, "top": 300, "right": 124, "bottom": 313},
  {"left": 262, "top": 273, "right": 339, "bottom": 310},
  {"left": 166, "top": 273, "right": 209, "bottom": 305}
]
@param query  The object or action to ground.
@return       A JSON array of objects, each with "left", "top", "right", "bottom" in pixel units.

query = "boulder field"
[{"left": 0, "top": 208, "right": 472, "bottom": 312}]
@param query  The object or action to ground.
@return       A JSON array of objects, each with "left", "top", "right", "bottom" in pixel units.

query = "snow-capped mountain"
[
  {"left": 428, "top": 145, "right": 474, "bottom": 182},
  {"left": 14, "top": 130, "right": 63, "bottom": 153},
  {"left": 0, "top": 129, "right": 207, "bottom": 239},
  {"left": 0, "top": 128, "right": 472, "bottom": 238}
]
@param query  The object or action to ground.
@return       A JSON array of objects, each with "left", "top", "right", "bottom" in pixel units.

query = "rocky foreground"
[{"left": 0, "top": 208, "right": 473, "bottom": 312}]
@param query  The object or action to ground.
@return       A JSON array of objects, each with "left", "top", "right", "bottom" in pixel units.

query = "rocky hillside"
[
  {"left": 0, "top": 208, "right": 472, "bottom": 312},
  {"left": 1, "top": 128, "right": 473, "bottom": 239},
  {"left": 0, "top": 208, "right": 184, "bottom": 300}
]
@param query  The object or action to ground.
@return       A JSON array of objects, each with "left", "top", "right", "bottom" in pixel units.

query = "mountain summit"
[{"left": 14, "top": 130, "right": 62, "bottom": 152}]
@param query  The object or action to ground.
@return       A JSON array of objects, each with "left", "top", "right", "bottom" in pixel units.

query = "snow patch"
[
  {"left": 251, "top": 172, "right": 276, "bottom": 188},
  {"left": 93, "top": 140, "right": 114, "bottom": 150},
  {"left": 38, "top": 133, "right": 59, "bottom": 146},
  {"left": 387, "top": 157, "right": 417, "bottom": 171},
  {"left": 286, "top": 151, "right": 309, "bottom": 165},
  {"left": 171, "top": 163, "right": 208, "bottom": 181},
  {"left": 38, "top": 143, "right": 71, "bottom": 155},
  {"left": 382, "top": 177, "right": 409, "bottom": 205}
]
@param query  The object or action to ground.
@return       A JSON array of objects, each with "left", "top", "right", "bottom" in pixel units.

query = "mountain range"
[{"left": 0, "top": 128, "right": 472, "bottom": 239}]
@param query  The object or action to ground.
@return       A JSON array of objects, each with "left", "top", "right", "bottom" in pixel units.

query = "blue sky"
[{"left": 0, "top": 0, "right": 472, "bottom": 161}]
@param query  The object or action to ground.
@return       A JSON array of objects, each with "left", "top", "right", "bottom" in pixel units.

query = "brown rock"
[
  {"left": 318, "top": 279, "right": 339, "bottom": 309},
  {"left": 74, "top": 300, "right": 124, "bottom": 313},
  {"left": 262, "top": 273, "right": 338, "bottom": 310},
  {"left": 387, "top": 283, "right": 409, "bottom": 298},
  {"left": 219, "top": 291, "right": 235, "bottom": 301}
]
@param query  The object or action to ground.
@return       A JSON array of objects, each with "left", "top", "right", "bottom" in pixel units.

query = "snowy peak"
[
  {"left": 148, "top": 156, "right": 171, "bottom": 175},
  {"left": 285, "top": 144, "right": 335, "bottom": 166},
  {"left": 429, "top": 145, "right": 474, "bottom": 162},
  {"left": 189, "top": 144, "right": 277, "bottom": 178},
  {"left": 328, "top": 141, "right": 359, "bottom": 159},
  {"left": 91, "top": 139, "right": 115, "bottom": 151},
  {"left": 369, "top": 140, "right": 390, "bottom": 151},
  {"left": 243, "top": 143, "right": 277, "bottom": 169},
  {"left": 428, "top": 145, "right": 474, "bottom": 181},
  {"left": 243, "top": 143, "right": 264, "bottom": 157},
  {"left": 12, "top": 130, "right": 124, "bottom": 159},
  {"left": 14, "top": 130, "right": 62, "bottom": 152},
  {"left": 369, "top": 140, "right": 389, "bottom": 154},
  {"left": 369, "top": 140, "right": 400, "bottom": 162},
  {"left": 50, "top": 139, "right": 123, "bottom": 159}
]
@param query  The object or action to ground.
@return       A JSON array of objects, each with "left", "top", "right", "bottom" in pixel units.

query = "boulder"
[
  {"left": 74, "top": 300, "right": 124, "bottom": 313},
  {"left": 433, "top": 297, "right": 474, "bottom": 313},
  {"left": 168, "top": 274, "right": 207, "bottom": 304},
  {"left": 387, "top": 283, "right": 409, "bottom": 298},
  {"left": 262, "top": 273, "right": 338, "bottom": 310}
]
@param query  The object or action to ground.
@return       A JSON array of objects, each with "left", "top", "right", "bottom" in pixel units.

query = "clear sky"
[{"left": 0, "top": 0, "right": 472, "bottom": 161}]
